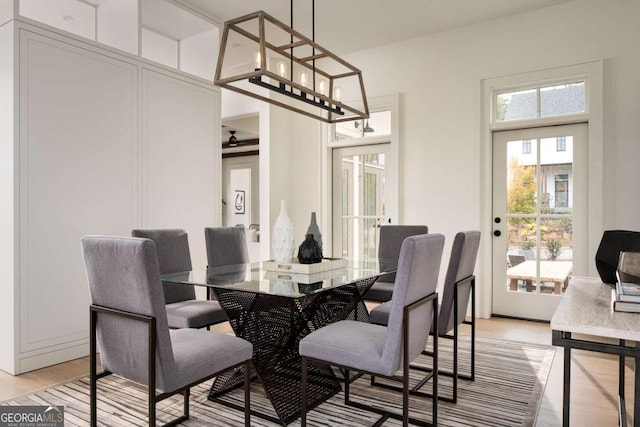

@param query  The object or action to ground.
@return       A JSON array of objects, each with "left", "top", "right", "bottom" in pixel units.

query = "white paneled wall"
[
  {"left": 18, "top": 31, "right": 138, "bottom": 364},
  {"left": 142, "top": 69, "right": 219, "bottom": 271},
  {"left": 0, "top": 21, "right": 220, "bottom": 374},
  {"left": 0, "top": 22, "right": 16, "bottom": 373}
]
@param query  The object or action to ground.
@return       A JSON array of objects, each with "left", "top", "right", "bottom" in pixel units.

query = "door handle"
[{"left": 494, "top": 230, "right": 501, "bottom": 237}]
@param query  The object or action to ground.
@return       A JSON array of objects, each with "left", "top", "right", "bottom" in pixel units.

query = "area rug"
[{"left": 1, "top": 336, "right": 554, "bottom": 426}]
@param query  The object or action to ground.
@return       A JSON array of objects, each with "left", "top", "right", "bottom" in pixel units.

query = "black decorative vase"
[
  {"left": 595, "top": 230, "right": 640, "bottom": 284},
  {"left": 297, "top": 234, "right": 323, "bottom": 264}
]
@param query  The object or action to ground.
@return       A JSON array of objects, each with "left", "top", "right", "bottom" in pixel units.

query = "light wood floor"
[{"left": 0, "top": 317, "right": 633, "bottom": 426}]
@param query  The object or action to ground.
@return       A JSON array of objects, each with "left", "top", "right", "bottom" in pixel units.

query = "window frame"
[{"left": 491, "top": 77, "right": 590, "bottom": 131}]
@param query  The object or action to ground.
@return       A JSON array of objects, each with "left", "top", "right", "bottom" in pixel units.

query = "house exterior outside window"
[{"left": 557, "top": 136, "right": 566, "bottom": 151}]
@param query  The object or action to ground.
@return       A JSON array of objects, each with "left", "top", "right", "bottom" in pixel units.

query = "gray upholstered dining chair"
[
  {"left": 132, "top": 229, "right": 227, "bottom": 330},
  {"left": 364, "top": 225, "right": 429, "bottom": 302},
  {"left": 370, "top": 230, "right": 481, "bottom": 403},
  {"left": 82, "top": 236, "right": 252, "bottom": 426},
  {"left": 204, "top": 227, "right": 251, "bottom": 300},
  {"left": 205, "top": 226, "right": 250, "bottom": 268},
  {"left": 300, "top": 234, "right": 445, "bottom": 426}
]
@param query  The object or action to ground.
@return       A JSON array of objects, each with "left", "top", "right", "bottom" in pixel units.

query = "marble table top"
[{"left": 550, "top": 276, "right": 640, "bottom": 342}]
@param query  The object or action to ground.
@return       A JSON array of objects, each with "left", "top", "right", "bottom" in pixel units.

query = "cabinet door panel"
[
  {"left": 142, "top": 69, "right": 220, "bottom": 270},
  {"left": 19, "top": 31, "right": 137, "bottom": 353}
]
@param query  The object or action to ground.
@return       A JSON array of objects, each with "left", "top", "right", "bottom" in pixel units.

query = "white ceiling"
[{"left": 175, "top": 0, "right": 572, "bottom": 55}]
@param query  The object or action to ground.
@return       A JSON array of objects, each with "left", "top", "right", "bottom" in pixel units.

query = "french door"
[
  {"left": 492, "top": 124, "right": 588, "bottom": 320},
  {"left": 332, "top": 144, "right": 391, "bottom": 263}
]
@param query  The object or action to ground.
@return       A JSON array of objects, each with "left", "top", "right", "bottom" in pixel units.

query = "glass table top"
[{"left": 161, "top": 259, "right": 397, "bottom": 298}]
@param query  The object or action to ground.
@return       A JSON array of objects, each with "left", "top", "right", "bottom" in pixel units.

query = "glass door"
[
  {"left": 332, "top": 144, "right": 390, "bottom": 263},
  {"left": 492, "top": 124, "right": 588, "bottom": 320}
]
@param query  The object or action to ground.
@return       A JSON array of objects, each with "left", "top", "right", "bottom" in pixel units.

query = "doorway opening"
[{"left": 221, "top": 114, "right": 261, "bottom": 261}]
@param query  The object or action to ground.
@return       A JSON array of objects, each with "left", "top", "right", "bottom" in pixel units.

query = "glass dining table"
[{"left": 161, "top": 259, "right": 396, "bottom": 425}]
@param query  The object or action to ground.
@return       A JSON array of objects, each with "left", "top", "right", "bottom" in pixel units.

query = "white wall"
[
  {"left": 179, "top": 28, "right": 219, "bottom": 81},
  {"left": 344, "top": 0, "right": 640, "bottom": 229},
  {"left": 20, "top": 0, "right": 95, "bottom": 40},
  {"left": 289, "top": 114, "right": 323, "bottom": 245},
  {"left": 96, "top": 0, "right": 138, "bottom": 54},
  {"left": 141, "top": 27, "right": 177, "bottom": 68},
  {"left": 268, "top": 106, "right": 293, "bottom": 237},
  {"left": 275, "top": 0, "right": 640, "bottom": 315},
  {"left": 0, "top": 1, "right": 14, "bottom": 25}
]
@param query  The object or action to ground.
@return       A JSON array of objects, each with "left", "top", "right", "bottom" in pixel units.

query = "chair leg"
[
  {"left": 90, "top": 309, "right": 97, "bottom": 427},
  {"left": 244, "top": 361, "right": 250, "bottom": 427},
  {"left": 432, "top": 298, "right": 439, "bottom": 425},
  {"left": 403, "top": 360, "right": 409, "bottom": 426},
  {"left": 301, "top": 356, "right": 308, "bottom": 427},
  {"left": 470, "top": 278, "right": 476, "bottom": 381},
  {"left": 183, "top": 389, "right": 190, "bottom": 419}
]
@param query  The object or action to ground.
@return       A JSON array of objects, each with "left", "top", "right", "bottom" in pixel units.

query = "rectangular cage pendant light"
[{"left": 214, "top": 11, "right": 369, "bottom": 124}]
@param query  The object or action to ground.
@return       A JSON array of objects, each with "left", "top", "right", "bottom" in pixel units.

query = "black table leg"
[{"left": 563, "top": 332, "right": 571, "bottom": 427}]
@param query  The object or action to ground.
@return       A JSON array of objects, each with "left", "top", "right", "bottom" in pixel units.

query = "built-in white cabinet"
[
  {"left": 16, "top": 0, "right": 219, "bottom": 81},
  {"left": 0, "top": 15, "right": 221, "bottom": 374},
  {"left": 18, "top": 31, "right": 138, "bottom": 361},
  {"left": 142, "top": 69, "right": 220, "bottom": 270}
]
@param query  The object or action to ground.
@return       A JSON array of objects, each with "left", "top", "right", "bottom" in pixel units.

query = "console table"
[{"left": 550, "top": 276, "right": 640, "bottom": 426}]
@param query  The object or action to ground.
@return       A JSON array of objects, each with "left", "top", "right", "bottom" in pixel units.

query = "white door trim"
[
  {"left": 321, "top": 93, "right": 399, "bottom": 257},
  {"left": 479, "top": 60, "right": 603, "bottom": 319}
]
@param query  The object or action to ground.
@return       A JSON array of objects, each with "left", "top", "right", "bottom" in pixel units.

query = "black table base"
[{"left": 209, "top": 277, "right": 377, "bottom": 425}]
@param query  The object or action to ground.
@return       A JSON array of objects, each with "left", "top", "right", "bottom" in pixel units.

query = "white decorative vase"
[{"left": 272, "top": 200, "right": 295, "bottom": 263}]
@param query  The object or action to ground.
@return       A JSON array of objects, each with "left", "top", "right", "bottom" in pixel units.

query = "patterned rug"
[{"left": 1, "top": 336, "right": 554, "bottom": 426}]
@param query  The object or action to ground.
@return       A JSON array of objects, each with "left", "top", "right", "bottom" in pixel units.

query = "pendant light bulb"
[
  {"left": 277, "top": 61, "right": 287, "bottom": 78},
  {"left": 334, "top": 86, "right": 342, "bottom": 102},
  {"left": 318, "top": 79, "right": 327, "bottom": 96},
  {"left": 299, "top": 71, "right": 308, "bottom": 88},
  {"left": 254, "top": 51, "right": 262, "bottom": 70}
]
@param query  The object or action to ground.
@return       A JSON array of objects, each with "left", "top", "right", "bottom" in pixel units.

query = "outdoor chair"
[
  {"left": 132, "top": 229, "right": 227, "bottom": 330},
  {"left": 82, "top": 236, "right": 252, "bottom": 426},
  {"left": 508, "top": 254, "right": 525, "bottom": 267},
  {"left": 369, "top": 230, "right": 481, "bottom": 403},
  {"left": 364, "top": 225, "right": 429, "bottom": 302},
  {"left": 300, "top": 234, "right": 445, "bottom": 426}
]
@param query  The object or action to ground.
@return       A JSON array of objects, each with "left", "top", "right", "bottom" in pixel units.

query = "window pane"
[
  {"left": 334, "top": 110, "right": 391, "bottom": 140},
  {"left": 540, "top": 136, "right": 573, "bottom": 213},
  {"left": 496, "top": 89, "right": 537, "bottom": 122},
  {"left": 506, "top": 139, "right": 537, "bottom": 215},
  {"left": 540, "top": 82, "right": 585, "bottom": 117}
]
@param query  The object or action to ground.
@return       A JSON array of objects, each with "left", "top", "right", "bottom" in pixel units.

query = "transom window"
[
  {"left": 496, "top": 81, "right": 585, "bottom": 123},
  {"left": 332, "top": 110, "right": 391, "bottom": 141}
]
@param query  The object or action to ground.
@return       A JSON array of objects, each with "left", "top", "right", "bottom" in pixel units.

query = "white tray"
[
  {"left": 264, "top": 268, "right": 347, "bottom": 284},
  {"left": 263, "top": 257, "right": 347, "bottom": 274}
]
